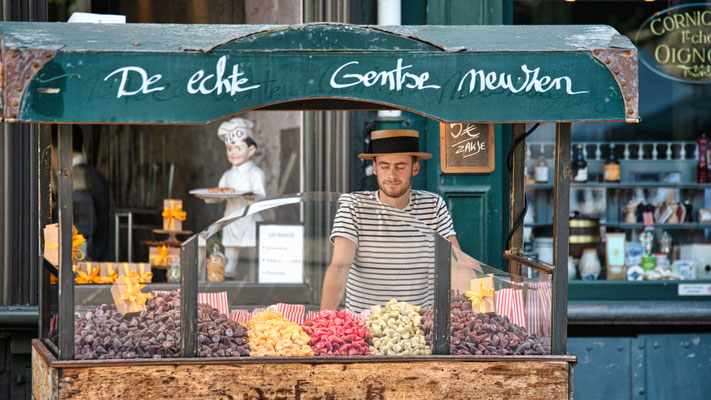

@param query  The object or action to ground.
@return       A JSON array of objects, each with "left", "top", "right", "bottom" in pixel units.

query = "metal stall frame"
[{"left": 0, "top": 22, "right": 638, "bottom": 398}]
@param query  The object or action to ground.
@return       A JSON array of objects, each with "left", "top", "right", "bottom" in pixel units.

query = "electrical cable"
[{"left": 505, "top": 123, "right": 540, "bottom": 251}]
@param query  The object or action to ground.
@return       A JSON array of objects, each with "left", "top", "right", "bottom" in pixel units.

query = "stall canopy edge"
[{"left": 0, "top": 22, "right": 639, "bottom": 124}]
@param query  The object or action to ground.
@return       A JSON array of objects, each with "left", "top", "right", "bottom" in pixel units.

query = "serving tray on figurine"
[{"left": 189, "top": 188, "right": 254, "bottom": 199}]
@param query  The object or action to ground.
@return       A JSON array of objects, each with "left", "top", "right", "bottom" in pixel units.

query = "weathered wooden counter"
[{"left": 33, "top": 339, "right": 576, "bottom": 400}]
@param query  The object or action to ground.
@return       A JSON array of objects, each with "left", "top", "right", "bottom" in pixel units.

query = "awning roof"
[{"left": 0, "top": 22, "right": 639, "bottom": 124}]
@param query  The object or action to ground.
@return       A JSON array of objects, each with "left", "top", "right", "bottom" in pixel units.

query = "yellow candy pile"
[{"left": 246, "top": 311, "right": 314, "bottom": 357}]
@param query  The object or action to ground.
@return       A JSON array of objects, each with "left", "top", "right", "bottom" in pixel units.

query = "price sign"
[
  {"left": 257, "top": 223, "right": 304, "bottom": 284},
  {"left": 440, "top": 122, "right": 495, "bottom": 173}
]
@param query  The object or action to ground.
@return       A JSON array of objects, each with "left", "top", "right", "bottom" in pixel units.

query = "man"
[
  {"left": 51, "top": 125, "right": 114, "bottom": 261},
  {"left": 320, "top": 129, "right": 469, "bottom": 312}
]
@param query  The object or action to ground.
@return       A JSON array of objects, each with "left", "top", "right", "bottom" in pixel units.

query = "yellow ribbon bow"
[
  {"left": 46, "top": 226, "right": 86, "bottom": 262},
  {"left": 465, "top": 280, "right": 495, "bottom": 313},
  {"left": 95, "top": 264, "right": 118, "bottom": 284},
  {"left": 162, "top": 200, "right": 186, "bottom": 231},
  {"left": 149, "top": 245, "right": 174, "bottom": 267},
  {"left": 138, "top": 263, "right": 153, "bottom": 283},
  {"left": 75, "top": 265, "right": 100, "bottom": 284},
  {"left": 117, "top": 277, "right": 153, "bottom": 312},
  {"left": 121, "top": 262, "right": 152, "bottom": 283}
]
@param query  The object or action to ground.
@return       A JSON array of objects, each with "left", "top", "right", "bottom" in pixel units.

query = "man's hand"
[{"left": 320, "top": 237, "right": 356, "bottom": 310}]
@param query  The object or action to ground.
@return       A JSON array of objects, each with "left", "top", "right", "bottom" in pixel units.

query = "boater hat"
[{"left": 358, "top": 129, "right": 432, "bottom": 160}]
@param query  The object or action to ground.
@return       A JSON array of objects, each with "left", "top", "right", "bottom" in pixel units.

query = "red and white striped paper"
[
  {"left": 495, "top": 287, "right": 527, "bottom": 330},
  {"left": 50, "top": 314, "right": 58, "bottom": 331},
  {"left": 269, "top": 303, "right": 305, "bottom": 325},
  {"left": 525, "top": 281, "right": 551, "bottom": 337},
  {"left": 305, "top": 310, "right": 321, "bottom": 322},
  {"left": 229, "top": 309, "right": 252, "bottom": 324},
  {"left": 150, "top": 289, "right": 228, "bottom": 316},
  {"left": 198, "top": 292, "right": 229, "bottom": 316}
]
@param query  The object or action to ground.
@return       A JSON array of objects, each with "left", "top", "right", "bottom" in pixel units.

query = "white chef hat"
[{"left": 217, "top": 117, "right": 255, "bottom": 146}]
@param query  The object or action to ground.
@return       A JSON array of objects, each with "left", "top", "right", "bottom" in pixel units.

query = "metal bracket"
[
  {"left": 591, "top": 45, "right": 639, "bottom": 123},
  {"left": 1, "top": 42, "right": 57, "bottom": 121}
]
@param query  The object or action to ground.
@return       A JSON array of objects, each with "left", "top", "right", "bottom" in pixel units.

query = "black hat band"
[{"left": 369, "top": 136, "right": 420, "bottom": 154}]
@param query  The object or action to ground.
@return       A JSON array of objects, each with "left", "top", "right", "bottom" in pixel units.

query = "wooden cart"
[{"left": 0, "top": 22, "right": 638, "bottom": 399}]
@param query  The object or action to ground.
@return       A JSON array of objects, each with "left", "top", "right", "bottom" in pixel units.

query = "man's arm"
[
  {"left": 320, "top": 236, "right": 356, "bottom": 310},
  {"left": 447, "top": 235, "right": 461, "bottom": 250},
  {"left": 447, "top": 234, "right": 484, "bottom": 276}
]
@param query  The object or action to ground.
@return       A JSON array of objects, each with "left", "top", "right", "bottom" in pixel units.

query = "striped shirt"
[{"left": 330, "top": 190, "right": 456, "bottom": 312}]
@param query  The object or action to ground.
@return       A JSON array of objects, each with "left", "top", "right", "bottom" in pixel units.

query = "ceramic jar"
[{"left": 578, "top": 249, "right": 601, "bottom": 280}]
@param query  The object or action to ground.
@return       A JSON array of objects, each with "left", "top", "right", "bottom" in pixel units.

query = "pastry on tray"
[{"left": 207, "top": 187, "right": 236, "bottom": 193}]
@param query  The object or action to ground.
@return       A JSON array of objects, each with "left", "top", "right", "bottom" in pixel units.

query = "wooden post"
[
  {"left": 552, "top": 123, "right": 571, "bottom": 355},
  {"left": 180, "top": 235, "right": 198, "bottom": 357},
  {"left": 433, "top": 234, "right": 451, "bottom": 355},
  {"left": 38, "top": 125, "right": 52, "bottom": 339},
  {"left": 508, "top": 123, "right": 527, "bottom": 277},
  {"left": 57, "top": 124, "right": 74, "bottom": 360}
]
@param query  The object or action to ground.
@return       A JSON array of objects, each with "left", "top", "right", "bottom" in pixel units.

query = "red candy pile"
[{"left": 301, "top": 310, "right": 372, "bottom": 356}]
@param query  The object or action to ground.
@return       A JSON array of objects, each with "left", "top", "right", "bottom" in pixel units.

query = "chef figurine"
[{"left": 202, "top": 117, "right": 266, "bottom": 279}]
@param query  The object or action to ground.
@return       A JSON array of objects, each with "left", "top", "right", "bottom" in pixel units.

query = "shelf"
[
  {"left": 526, "top": 182, "right": 711, "bottom": 189},
  {"left": 526, "top": 222, "right": 711, "bottom": 229},
  {"left": 606, "top": 222, "right": 711, "bottom": 230},
  {"left": 568, "top": 280, "right": 711, "bottom": 302}
]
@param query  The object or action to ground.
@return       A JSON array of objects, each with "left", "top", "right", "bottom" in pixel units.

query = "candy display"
[
  {"left": 420, "top": 293, "right": 548, "bottom": 356},
  {"left": 301, "top": 310, "right": 372, "bottom": 356},
  {"left": 246, "top": 310, "right": 313, "bottom": 357},
  {"left": 51, "top": 294, "right": 550, "bottom": 360},
  {"left": 365, "top": 299, "right": 431, "bottom": 356},
  {"left": 51, "top": 291, "right": 249, "bottom": 360}
]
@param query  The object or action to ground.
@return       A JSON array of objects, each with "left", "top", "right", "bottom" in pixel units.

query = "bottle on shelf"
[
  {"left": 639, "top": 227, "right": 656, "bottom": 272},
  {"left": 534, "top": 147, "right": 549, "bottom": 183},
  {"left": 697, "top": 134, "right": 709, "bottom": 183},
  {"left": 572, "top": 144, "right": 588, "bottom": 182},
  {"left": 603, "top": 146, "right": 620, "bottom": 182}
]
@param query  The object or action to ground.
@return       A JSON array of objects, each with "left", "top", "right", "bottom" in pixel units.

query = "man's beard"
[{"left": 379, "top": 177, "right": 412, "bottom": 199}]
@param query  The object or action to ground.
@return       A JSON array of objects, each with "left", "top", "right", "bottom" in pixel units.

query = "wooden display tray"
[{"left": 33, "top": 339, "right": 576, "bottom": 399}]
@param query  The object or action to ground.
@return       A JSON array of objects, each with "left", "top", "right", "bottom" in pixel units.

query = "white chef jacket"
[{"left": 217, "top": 160, "right": 266, "bottom": 247}]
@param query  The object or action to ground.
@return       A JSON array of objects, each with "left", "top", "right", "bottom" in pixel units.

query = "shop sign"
[
  {"left": 257, "top": 223, "right": 304, "bottom": 284},
  {"left": 635, "top": 3, "right": 711, "bottom": 83},
  {"left": 440, "top": 122, "right": 495, "bottom": 173},
  {"left": 25, "top": 51, "right": 623, "bottom": 123}
]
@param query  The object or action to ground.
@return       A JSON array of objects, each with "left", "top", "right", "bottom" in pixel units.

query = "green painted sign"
[
  {"left": 24, "top": 51, "right": 623, "bottom": 123},
  {"left": 1, "top": 22, "right": 637, "bottom": 124}
]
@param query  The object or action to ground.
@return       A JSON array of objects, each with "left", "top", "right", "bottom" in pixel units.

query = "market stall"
[{"left": 0, "top": 22, "right": 638, "bottom": 399}]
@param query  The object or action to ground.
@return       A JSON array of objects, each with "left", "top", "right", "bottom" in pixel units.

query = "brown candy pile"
[
  {"left": 420, "top": 293, "right": 548, "bottom": 356},
  {"left": 63, "top": 291, "right": 249, "bottom": 360},
  {"left": 197, "top": 303, "right": 249, "bottom": 358}
]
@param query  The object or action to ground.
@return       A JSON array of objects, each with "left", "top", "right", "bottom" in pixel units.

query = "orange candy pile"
[{"left": 246, "top": 311, "right": 313, "bottom": 357}]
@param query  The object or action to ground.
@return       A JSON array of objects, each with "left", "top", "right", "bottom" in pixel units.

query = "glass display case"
[{"left": 51, "top": 192, "right": 552, "bottom": 360}]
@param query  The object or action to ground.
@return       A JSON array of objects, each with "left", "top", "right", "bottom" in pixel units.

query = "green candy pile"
[{"left": 365, "top": 299, "right": 431, "bottom": 356}]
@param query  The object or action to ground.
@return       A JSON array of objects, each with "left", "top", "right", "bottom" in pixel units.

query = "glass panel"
[
  {"left": 67, "top": 269, "right": 178, "bottom": 360},
  {"left": 55, "top": 192, "right": 550, "bottom": 359},
  {"left": 199, "top": 192, "right": 437, "bottom": 357},
  {"left": 427, "top": 247, "right": 552, "bottom": 356}
]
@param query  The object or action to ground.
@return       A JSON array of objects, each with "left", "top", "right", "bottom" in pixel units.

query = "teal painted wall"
[{"left": 422, "top": 0, "right": 511, "bottom": 267}]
